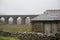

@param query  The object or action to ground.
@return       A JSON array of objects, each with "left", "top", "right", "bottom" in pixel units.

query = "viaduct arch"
[{"left": 0, "top": 15, "right": 38, "bottom": 24}]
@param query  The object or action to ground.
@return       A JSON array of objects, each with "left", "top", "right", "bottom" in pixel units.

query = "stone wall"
[
  {"left": 57, "top": 22, "right": 60, "bottom": 32},
  {"left": 32, "top": 22, "right": 44, "bottom": 33},
  {"left": 0, "top": 31, "right": 60, "bottom": 40},
  {"left": 31, "top": 21, "right": 60, "bottom": 33}
]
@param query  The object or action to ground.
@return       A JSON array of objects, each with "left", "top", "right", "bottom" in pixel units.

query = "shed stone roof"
[{"left": 31, "top": 10, "right": 60, "bottom": 21}]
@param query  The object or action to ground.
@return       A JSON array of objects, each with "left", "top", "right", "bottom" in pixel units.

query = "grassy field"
[
  {"left": 0, "top": 36, "right": 19, "bottom": 40},
  {"left": 0, "top": 22, "right": 32, "bottom": 40},
  {"left": 0, "top": 24, "right": 32, "bottom": 33}
]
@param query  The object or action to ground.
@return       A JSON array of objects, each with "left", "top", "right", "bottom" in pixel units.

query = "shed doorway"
[
  {"left": 52, "top": 23, "right": 57, "bottom": 34},
  {"left": 45, "top": 23, "right": 51, "bottom": 35},
  {"left": 45, "top": 22, "right": 57, "bottom": 35}
]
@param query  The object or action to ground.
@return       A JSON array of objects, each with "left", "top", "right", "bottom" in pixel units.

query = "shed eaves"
[{"left": 31, "top": 10, "right": 60, "bottom": 21}]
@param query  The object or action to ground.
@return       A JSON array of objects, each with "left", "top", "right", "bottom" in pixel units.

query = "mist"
[{"left": 0, "top": 0, "right": 60, "bottom": 15}]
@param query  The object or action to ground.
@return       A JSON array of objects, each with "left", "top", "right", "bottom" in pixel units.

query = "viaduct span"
[{"left": 0, "top": 15, "right": 38, "bottom": 24}]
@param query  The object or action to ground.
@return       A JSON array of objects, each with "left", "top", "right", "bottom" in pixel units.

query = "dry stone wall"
[{"left": 0, "top": 31, "right": 60, "bottom": 40}]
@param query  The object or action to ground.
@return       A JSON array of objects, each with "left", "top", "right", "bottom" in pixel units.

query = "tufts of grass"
[
  {"left": 0, "top": 23, "right": 32, "bottom": 33},
  {"left": 0, "top": 36, "right": 19, "bottom": 40}
]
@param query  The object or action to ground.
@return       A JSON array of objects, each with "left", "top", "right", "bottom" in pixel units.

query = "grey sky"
[{"left": 0, "top": 0, "right": 60, "bottom": 15}]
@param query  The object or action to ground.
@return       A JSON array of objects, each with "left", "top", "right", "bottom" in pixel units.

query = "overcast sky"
[{"left": 0, "top": 0, "right": 60, "bottom": 15}]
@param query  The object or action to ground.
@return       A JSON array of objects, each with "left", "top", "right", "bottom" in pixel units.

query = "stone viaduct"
[{"left": 0, "top": 15, "right": 38, "bottom": 24}]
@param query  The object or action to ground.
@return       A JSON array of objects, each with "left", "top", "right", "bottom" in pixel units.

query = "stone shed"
[{"left": 31, "top": 10, "right": 60, "bottom": 35}]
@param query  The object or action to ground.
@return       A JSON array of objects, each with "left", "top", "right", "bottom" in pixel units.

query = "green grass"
[
  {"left": 0, "top": 36, "right": 19, "bottom": 40},
  {"left": 0, "top": 21, "right": 31, "bottom": 40},
  {"left": 0, "top": 24, "right": 32, "bottom": 33}
]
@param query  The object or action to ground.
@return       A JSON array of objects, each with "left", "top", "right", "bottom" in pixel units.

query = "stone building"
[{"left": 31, "top": 10, "right": 60, "bottom": 35}]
